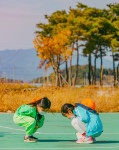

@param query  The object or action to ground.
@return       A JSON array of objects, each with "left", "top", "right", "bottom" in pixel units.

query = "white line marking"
[
  {"left": 0, "top": 126, "right": 24, "bottom": 131},
  {"left": 0, "top": 126, "right": 119, "bottom": 149},
  {"left": 2, "top": 133, "right": 73, "bottom": 135},
  {"left": 0, "top": 126, "right": 119, "bottom": 135},
  {"left": 0, "top": 126, "right": 73, "bottom": 134},
  {"left": 0, "top": 146, "right": 119, "bottom": 149},
  {"left": 2, "top": 132, "right": 119, "bottom": 135}
]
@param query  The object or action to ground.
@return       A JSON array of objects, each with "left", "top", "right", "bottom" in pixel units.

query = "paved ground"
[{"left": 0, "top": 113, "right": 119, "bottom": 150}]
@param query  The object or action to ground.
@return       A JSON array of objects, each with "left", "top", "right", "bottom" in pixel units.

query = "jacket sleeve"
[
  {"left": 76, "top": 107, "right": 90, "bottom": 123},
  {"left": 36, "top": 115, "right": 44, "bottom": 128}
]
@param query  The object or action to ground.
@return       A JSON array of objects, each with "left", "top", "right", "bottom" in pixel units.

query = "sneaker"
[
  {"left": 76, "top": 133, "right": 83, "bottom": 140},
  {"left": 76, "top": 132, "right": 86, "bottom": 140},
  {"left": 30, "top": 135, "right": 38, "bottom": 141},
  {"left": 76, "top": 136, "right": 93, "bottom": 144},
  {"left": 24, "top": 136, "right": 37, "bottom": 142}
]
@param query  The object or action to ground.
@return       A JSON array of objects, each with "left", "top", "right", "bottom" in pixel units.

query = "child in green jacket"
[{"left": 13, "top": 97, "right": 51, "bottom": 142}]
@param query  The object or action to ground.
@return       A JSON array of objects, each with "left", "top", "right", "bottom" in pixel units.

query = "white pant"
[{"left": 71, "top": 117, "right": 86, "bottom": 134}]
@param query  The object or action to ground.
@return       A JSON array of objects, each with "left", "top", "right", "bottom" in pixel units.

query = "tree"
[
  {"left": 107, "top": 3, "right": 119, "bottom": 86},
  {"left": 34, "top": 2, "right": 119, "bottom": 87},
  {"left": 33, "top": 30, "right": 71, "bottom": 86},
  {"left": 79, "top": 7, "right": 102, "bottom": 85},
  {"left": 68, "top": 5, "right": 86, "bottom": 86}
]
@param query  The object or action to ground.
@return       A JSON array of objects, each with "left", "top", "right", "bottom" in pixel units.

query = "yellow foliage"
[{"left": 33, "top": 30, "right": 71, "bottom": 70}]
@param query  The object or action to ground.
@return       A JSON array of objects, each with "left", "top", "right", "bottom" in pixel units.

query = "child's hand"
[{"left": 35, "top": 125, "right": 39, "bottom": 129}]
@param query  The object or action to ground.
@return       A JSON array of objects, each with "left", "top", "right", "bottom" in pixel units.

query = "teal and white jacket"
[{"left": 73, "top": 104, "right": 103, "bottom": 137}]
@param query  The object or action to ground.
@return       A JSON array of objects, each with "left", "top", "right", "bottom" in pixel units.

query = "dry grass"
[{"left": 0, "top": 83, "right": 119, "bottom": 113}]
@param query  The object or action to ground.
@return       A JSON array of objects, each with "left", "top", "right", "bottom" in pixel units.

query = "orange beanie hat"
[
  {"left": 81, "top": 99, "right": 95, "bottom": 110},
  {"left": 30, "top": 97, "right": 43, "bottom": 103}
]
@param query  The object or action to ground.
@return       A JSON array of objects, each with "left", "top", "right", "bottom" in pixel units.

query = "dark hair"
[
  {"left": 61, "top": 103, "right": 74, "bottom": 114},
  {"left": 29, "top": 97, "right": 51, "bottom": 109}
]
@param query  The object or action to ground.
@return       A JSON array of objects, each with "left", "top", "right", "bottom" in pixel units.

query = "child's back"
[
  {"left": 74, "top": 106, "right": 103, "bottom": 137},
  {"left": 61, "top": 99, "right": 103, "bottom": 144},
  {"left": 15, "top": 104, "right": 37, "bottom": 118}
]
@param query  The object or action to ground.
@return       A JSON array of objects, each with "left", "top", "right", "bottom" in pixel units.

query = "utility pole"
[{"left": 12, "top": 65, "right": 15, "bottom": 83}]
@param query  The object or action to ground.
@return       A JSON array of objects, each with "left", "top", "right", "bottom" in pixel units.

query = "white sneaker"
[
  {"left": 76, "top": 133, "right": 83, "bottom": 140},
  {"left": 24, "top": 136, "right": 37, "bottom": 142}
]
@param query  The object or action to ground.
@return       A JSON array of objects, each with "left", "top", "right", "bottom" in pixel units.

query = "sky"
[{"left": 0, "top": 0, "right": 119, "bottom": 51}]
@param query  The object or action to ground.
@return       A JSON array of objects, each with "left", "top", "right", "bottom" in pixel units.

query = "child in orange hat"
[
  {"left": 13, "top": 97, "right": 51, "bottom": 142},
  {"left": 61, "top": 99, "right": 103, "bottom": 144}
]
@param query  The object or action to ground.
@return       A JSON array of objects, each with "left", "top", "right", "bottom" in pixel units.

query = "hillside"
[
  {"left": 0, "top": 49, "right": 52, "bottom": 81},
  {"left": 0, "top": 49, "right": 114, "bottom": 82}
]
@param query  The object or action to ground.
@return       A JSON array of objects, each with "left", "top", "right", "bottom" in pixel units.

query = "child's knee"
[
  {"left": 28, "top": 117, "right": 36, "bottom": 125},
  {"left": 25, "top": 117, "right": 36, "bottom": 130},
  {"left": 13, "top": 114, "right": 21, "bottom": 125},
  {"left": 15, "top": 115, "right": 36, "bottom": 127},
  {"left": 71, "top": 117, "right": 86, "bottom": 134},
  {"left": 71, "top": 118, "right": 78, "bottom": 127}
]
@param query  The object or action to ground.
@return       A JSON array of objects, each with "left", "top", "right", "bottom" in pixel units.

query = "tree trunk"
[
  {"left": 117, "top": 64, "right": 119, "bottom": 87},
  {"left": 112, "top": 52, "right": 116, "bottom": 87},
  {"left": 65, "top": 60, "right": 68, "bottom": 82},
  {"left": 69, "top": 44, "right": 74, "bottom": 86},
  {"left": 56, "top": 56, "right": 61, "bottom": 87},
  {"left": 91, "top": 65, "right": 94, "bottom": 85},
  {"left": 100, "top": 64, "right": 103, "bottom": 87},
  {"left": 69, "top": 56, "right": 72, "bottom": 86},
  {"left": 74, "top": 39, "right": 79, "bottom": 86},
  {"left": 88, "top": 54, "right": 91, "bottom": 85},
  {"left": 94, "top": 47, "right": 98, "bottom": 86},
  {"left": 94, "top": 55, "right": 97, "bottom": 85},
  {"left": 59, "top": 70, "right": 62, "bottom": 87},
  {"left": 56, "top": 69, "right": 58, "bottom": 86},
  {"left": 100, "top": 50, "right": 103, "bottom": 86}
]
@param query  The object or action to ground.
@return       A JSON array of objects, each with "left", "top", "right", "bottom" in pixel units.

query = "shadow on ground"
[
  {"left": 38, "top": 139, "right": 75, "bottom": 142},
  {"left": 38, "top": 139, "right": 119, "bottom": 144}
]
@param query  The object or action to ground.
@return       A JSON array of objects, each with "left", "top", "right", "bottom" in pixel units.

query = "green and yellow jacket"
[{"left": 15, "top": 104, "right": 44, "bottom": 127}]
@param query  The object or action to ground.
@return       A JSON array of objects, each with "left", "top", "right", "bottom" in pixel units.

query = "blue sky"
[{"left": 0, "top": 0, "right": 119, "bottom": 51}]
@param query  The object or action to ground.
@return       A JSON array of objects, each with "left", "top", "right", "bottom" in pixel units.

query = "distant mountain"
[
  {"left": 0, "top": 49, "right": 52, "bottom": 81},
  {"left": 0, "top": 48, "right": 114, "bottom": 81}
]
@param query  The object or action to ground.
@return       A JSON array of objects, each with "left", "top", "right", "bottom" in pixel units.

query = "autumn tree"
[{"left": 33, "top": 30, "right": 71, "bottom": 86}]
